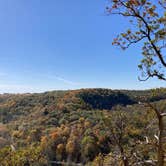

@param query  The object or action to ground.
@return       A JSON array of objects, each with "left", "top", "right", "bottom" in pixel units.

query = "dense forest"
[{"left": 0, "top": 88, "right": 166, "bottom": 165}]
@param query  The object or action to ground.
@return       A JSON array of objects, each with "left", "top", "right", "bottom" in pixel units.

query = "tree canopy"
[{"left": 107, "top": 0, "right": 166, "bottom": 81}]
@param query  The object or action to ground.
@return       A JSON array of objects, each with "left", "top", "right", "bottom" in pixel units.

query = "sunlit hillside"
[{"left": 0, "top": 88, "right": 166, "bottom": 165}]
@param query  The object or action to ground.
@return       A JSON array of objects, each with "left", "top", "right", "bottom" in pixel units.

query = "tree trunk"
[
  {"left": 158, "top": 115, "right": 166, "bottom": 166},
  {"left": 122, "top": 156, "right": 129, "bottom": 166}
]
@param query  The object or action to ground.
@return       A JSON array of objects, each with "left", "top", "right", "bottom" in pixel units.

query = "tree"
[
  {"left": 107, "top": 0, "right": 166, "bottom": 81},
  {"left": 147, "top": 102, "right": 166, "bottom": 166},
  {"left": 102, "top": 109, "right": 148, "bottom": 166},
  {"left": 107, "top": 0, "right": 166, "bottom": 165},
  {"left": 104, "top": 111, "right": 130, "bottom": 166}
]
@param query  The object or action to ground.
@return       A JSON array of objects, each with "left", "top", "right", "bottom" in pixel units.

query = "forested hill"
[
  {"left": 0, "top": 88, "right": 166, "bottom": 165},
  {"left": 0, "top": 88, "right": 166, "bottom": 124}
]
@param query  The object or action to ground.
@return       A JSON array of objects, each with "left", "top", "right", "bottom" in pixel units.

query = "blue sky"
[{"left": 0, "top": 0, "right": 165, "bottom": 93}]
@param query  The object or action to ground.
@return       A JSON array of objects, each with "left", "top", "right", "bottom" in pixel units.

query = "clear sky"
[{"left": 0, "top": 0, "right": 165, "bottom": 93}]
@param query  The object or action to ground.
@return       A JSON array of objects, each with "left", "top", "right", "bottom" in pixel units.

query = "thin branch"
[
  {"left": 125, "top": 35, "right": 147, "bottom": 49},
  {"left": 138, "top": 70, "right": 166, "bottom": 81},
  {"left": 160, "top": 113, "right": 166, "bottom": 117}
]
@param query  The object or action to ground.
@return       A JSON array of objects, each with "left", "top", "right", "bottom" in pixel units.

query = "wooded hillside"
[{"left": 0, "top": 88, "right": 166, "bottom": 165}]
